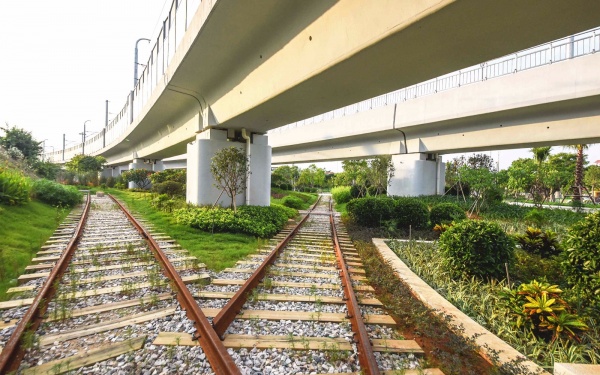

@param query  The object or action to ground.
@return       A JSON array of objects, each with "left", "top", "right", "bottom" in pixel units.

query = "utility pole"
[
  {"left": 81, "top": 120, "right": 90, "bottom": 155},
  {"left": 62, "top": 134, "right": 65, "bottom": 161}
]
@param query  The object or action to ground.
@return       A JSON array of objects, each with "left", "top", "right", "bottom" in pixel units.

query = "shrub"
[
  {"left": 499, "top": 280, "right": 588, "bottom": 342},
  {"left": 561, "top": 211, "right": 600, "bottom": 310},
  {"left": 439, "top": 220, "right": 514, "bottom": 280},
  {"left": 150, "top": 169, "right": 186, "bottom": 184},
  {"left": 173, "top": 204, "right": 296, "bottom": 238},
  {"left": 331, "top": 186, "right": 352, "bottom": 204},
  {"left": 429, "top": 202, "right": 466, "bottom": 226},
  {"left": 122, "top": 169, "right": 153, "bottom": 189},
  {"left": 152, "top": 181, "right": 185, "bottom": 197},
  {"left": 392, "top": 197, "right": 429, "bottom": 229},
  {"left": 524, "top": 209, "right": 548, "bottom": 228},
  {"left": 31, "top": 179, "right": 82, "bottom": 207},
  {"left": 514, "top": 227, "right": 561, "bottom": 258},
  {"left": 346, "top": 196, "right": 394, "bottom": 227},
  {"left": 281, "top": 195, "right": 304, "bottom": 209},
  {"left": 0, "top": 168, "right": 31, "bottom": 205}
]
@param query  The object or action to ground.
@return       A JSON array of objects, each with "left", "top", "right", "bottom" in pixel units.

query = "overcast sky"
[{"left": 1, "top": 1, "right": 598, "bottom": 171}]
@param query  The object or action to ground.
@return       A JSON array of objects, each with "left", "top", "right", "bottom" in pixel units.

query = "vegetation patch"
[
  {"left": 108, "top": 189, "right": 261, "bottom": 271},
  {"left": 31, "top": 179, "right": 83, "bottom": 207}
]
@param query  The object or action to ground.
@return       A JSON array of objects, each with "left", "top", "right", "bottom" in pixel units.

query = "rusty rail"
[
  {"left": 108, "top": 194, "right": 240, "bottom": 375},
  {"left": 212, "top": 195, "right": 323, "bottom": 337},
  {"left": 0, "top": 193, "right": 91, "bottom": 374},
  {"left": 330, "top": 213, "right": 380, "bottom": 375}
]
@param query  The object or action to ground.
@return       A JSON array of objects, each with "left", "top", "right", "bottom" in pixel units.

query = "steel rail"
[
  {"left": 108, "top": 194, "right": 241, "bottom": 375},
  {"left": 212, "top": 195, "right": 323, "bottom": 338},
  {"left": 330, "top": 212, "right": 380, "bottom": 375},
  {"left": 0, "top": 193, "right": 91, "bottom": 374}
]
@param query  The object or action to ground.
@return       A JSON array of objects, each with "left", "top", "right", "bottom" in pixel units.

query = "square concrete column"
[
  {"left": 186, "top": 129, "right": 271, "bottom": 207},
  {"left": 152, "top": 160, "right": 165, "bottom": 172},
  {"left": 388, "top": 153, "right": 445, "bottom": 196}
]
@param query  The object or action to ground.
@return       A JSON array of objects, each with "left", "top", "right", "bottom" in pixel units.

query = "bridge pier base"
[
  {"left": 152, "top": 160, "right": 164, "bottom": 172},
  {"left": 388, "top": 153, "right": 445, "bottom": 196},
  {"left": 128, "top": 158, "right": 152, "bottom": 189},
  {"left": 186, "top": 129, "right": 271, "bottom": 207}
]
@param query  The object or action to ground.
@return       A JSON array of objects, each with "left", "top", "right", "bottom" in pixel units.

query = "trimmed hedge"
[
  {"left": 392, "top": 197, "right": 429, "bottom": 229},
  {"left": 282, "top": 195, "right": 304, "bottom": 209},
  {"left": 430, "top": 202, "right": 466, "bottom": 226},
  {"left": 439, "top": 220, "right": 514, "bottom": 280},
  {"left": 346, "top": 196, "right": 394, "bottom": 227},
  {"left": 174, "top": 204, "right": 296, "bottom": 238},
  {"left": 31, "top": 179, "right": 82, "bottom": 207}
]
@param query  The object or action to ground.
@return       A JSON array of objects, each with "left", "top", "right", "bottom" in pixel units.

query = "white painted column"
[
  {"left": 247, "top": 134, "right": 271, "bottom": 206},
  {"left": 128, "top": 158, "right": 152, "bottom": 189},
  {"left": 152, "top": 160, "right": 164, "bottom": 172},
  {"left": 186, "top": 129, "right": 271, "bottom": 207},
  {"left": 100, "top": 167, "right": 113, "bottom": 179},
  {"left": 388, "top": 153, "right": 445, "bottom": 196}
]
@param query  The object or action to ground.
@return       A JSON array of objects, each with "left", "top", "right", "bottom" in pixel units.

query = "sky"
[{"left": 1, "top": 1, "right": 598, "bottom": 172}]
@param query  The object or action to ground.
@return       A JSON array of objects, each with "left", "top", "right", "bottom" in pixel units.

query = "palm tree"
[
  {"left": 565, "top": 144, "right": 589, "bottom": 203},
  {"left": 531, "top": 146, "right": 552, "bottom": 165}
]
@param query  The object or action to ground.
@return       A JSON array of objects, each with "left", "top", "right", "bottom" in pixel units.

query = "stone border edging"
[{"left": 372, "top": 238, "right": 550, "bottom": 375}]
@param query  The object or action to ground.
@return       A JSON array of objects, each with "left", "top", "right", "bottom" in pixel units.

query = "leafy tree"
[
  {"left": 341, "top": 159, "right": 369, "bottom": 197},
  {"left": 210, "top": 146, "right": 248, "bottom": 211},
  {"left": 506, "top": 158, "right": 537, "bottom": 199},
  {"left": 367, "top": 156, "right": 394, "bottom": 195},
  {"left": 65, "top": 154, "right": 107, "bottom": 174},
  {"left": 546, "top": 153, "right": 577, "bottom": 199},
  {"left": 122, "top": 169, "right": 153, "bottom": 189},
  {"left": 0, "top": 124, "right": 43, "bottom": 163},
  {"left": 33, "top": 160, "right": 61, "bottom": 180},
  {"left": 271, "top": 165, "right": 300, "bottom": 190},
  {"left": 298, "top": 164, "right": 326, "bottom": 191},
  {"left": 445, "top": 153, "right": 496, "bottom": 197},
  {"left": 584, "top": 165, "right": 600, "bottom": 197}
]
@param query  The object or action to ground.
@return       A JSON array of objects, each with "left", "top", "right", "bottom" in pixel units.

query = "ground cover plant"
[
  {"left": 108, "top": 189, "right": 267, "bottom": 270},
  {"left": 270, "top": 188, "right": 317, "bottom": 210},
  {"left": 31, "top": 179, "right": 82, "bottom": 207},
  {"left": 388, "top": 239, "right": 600, "bottom": 369}
]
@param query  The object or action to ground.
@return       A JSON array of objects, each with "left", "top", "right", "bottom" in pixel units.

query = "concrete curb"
[{"left": 372, "top": 238, "right": 550, "bottom": 375}]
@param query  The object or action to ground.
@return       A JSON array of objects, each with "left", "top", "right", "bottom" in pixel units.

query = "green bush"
[
  {"left": 152, "top": 181, "right": 185, "bottom": 197},
  {"left": 392, "top": 197, "right": 429, "bottom": 229},
  {"left": 439, "top": 220, "right": 514, "bottom": 280},
  {"left": 150, "top": 169, "right": 186, "bottom": 184},
  {"left": 561, "top": 211, "right": 600, "bottom": 310},
  {"left": 31, "top": 179, "right": 82, "bottom": 207},
  {"left": 524, "top": 209, "right": 548, "bottom": 228},
  {"left": 429, "top": 202, "right": 466, "bottom": 226},
  {"left": 174, "top": 204, "right": 296, "bottom": 238},
  {"left": 281, "top": 195, "right": 304, "bottom": 209},
  {"left": 331, "top": 186, "right": 352, "bottom": 204},
  {"left": 346, "top": 196, "right": 394, "bottom": 227},
  {"left": 514, "top": 227, "right": 561, "bottom": 258},
  {"left": 0, "top": 168, "right": 31, "bottom": 205}
]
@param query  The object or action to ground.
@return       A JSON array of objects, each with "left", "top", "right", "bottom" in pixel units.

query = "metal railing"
[
  {"left": 46, "top": 20, "right": 599, "bottom": 161},
  {"left": 46, "top": 0, "right": 216, "bottom": 162},
  {"left": 269, "top": 27, "right": 600, "bottom": 134}
]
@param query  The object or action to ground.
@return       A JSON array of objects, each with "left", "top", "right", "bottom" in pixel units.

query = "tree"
[
  {"left": 565, "top": 144, "right": 589, "bottom": 204},
  {"left": 122, "top": 169, "right": 153, "bottom": 189},
  {"left": 546, "top": 153, "right": 577, "bottom": 199},
  {"left": 271, "top": 165, "right": 300, "bottom": 190},
  {"left": 297, "top": 164, "right": 326, "bottom": 191},
  {"left": 0, "top": 124, "right": 43, "bottom": 163},
  {"left": 506, "top": 158, "right": 537, "bottom": 199},
  {"left": 367, "top": 156, "right": 394, "bottom": 195},
  {"left": 65, "top": 154, "right": 107, "bottom": 174},
  {"left": 210, "top": 146, "right": 248, "bottom": 211},
  {"left": 584, "top": 165, "right": 600, "bottom": 198},
  {"left": 341, "top": 159, "right": 369, "bottom": 197}
]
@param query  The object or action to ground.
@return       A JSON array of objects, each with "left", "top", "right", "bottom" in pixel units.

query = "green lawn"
[
  {"left": 107, "top": 189, "right": 261, "bottom": 271},
  {"left": 0, "top": 201, "right": 70, "bottom": 301}
]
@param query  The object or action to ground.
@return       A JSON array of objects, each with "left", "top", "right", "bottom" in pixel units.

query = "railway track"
[{"left": 0, "top": 193, "right": 444, "bottom": 374}]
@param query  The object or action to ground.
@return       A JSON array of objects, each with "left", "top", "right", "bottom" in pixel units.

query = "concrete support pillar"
[
  {"left": 186, "top": 129, "right": 271, "bottom": 207},
  {"left": 388, "top": 153, "right": 445, "bottom": 196},
  {"left": 152, "top": 160, "right": 164, "bottom": 172},
  {"left": 128, "top": 158, "right": 152, "bottom": 189},
  {"left": 100, "top": 167, "right": 113, "bottom": 179}
]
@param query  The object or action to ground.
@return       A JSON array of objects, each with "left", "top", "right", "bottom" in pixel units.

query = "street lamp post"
[
  {"left": 134, "top": 38, "right": 151, "bottom": 88},
  {"left": 80, "top": 120, "right": 90, "bottom": 155}
]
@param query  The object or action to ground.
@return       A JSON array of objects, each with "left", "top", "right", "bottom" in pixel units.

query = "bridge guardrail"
[{"left": 46, "top": 19, "right": 599, "bottom": 162}]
